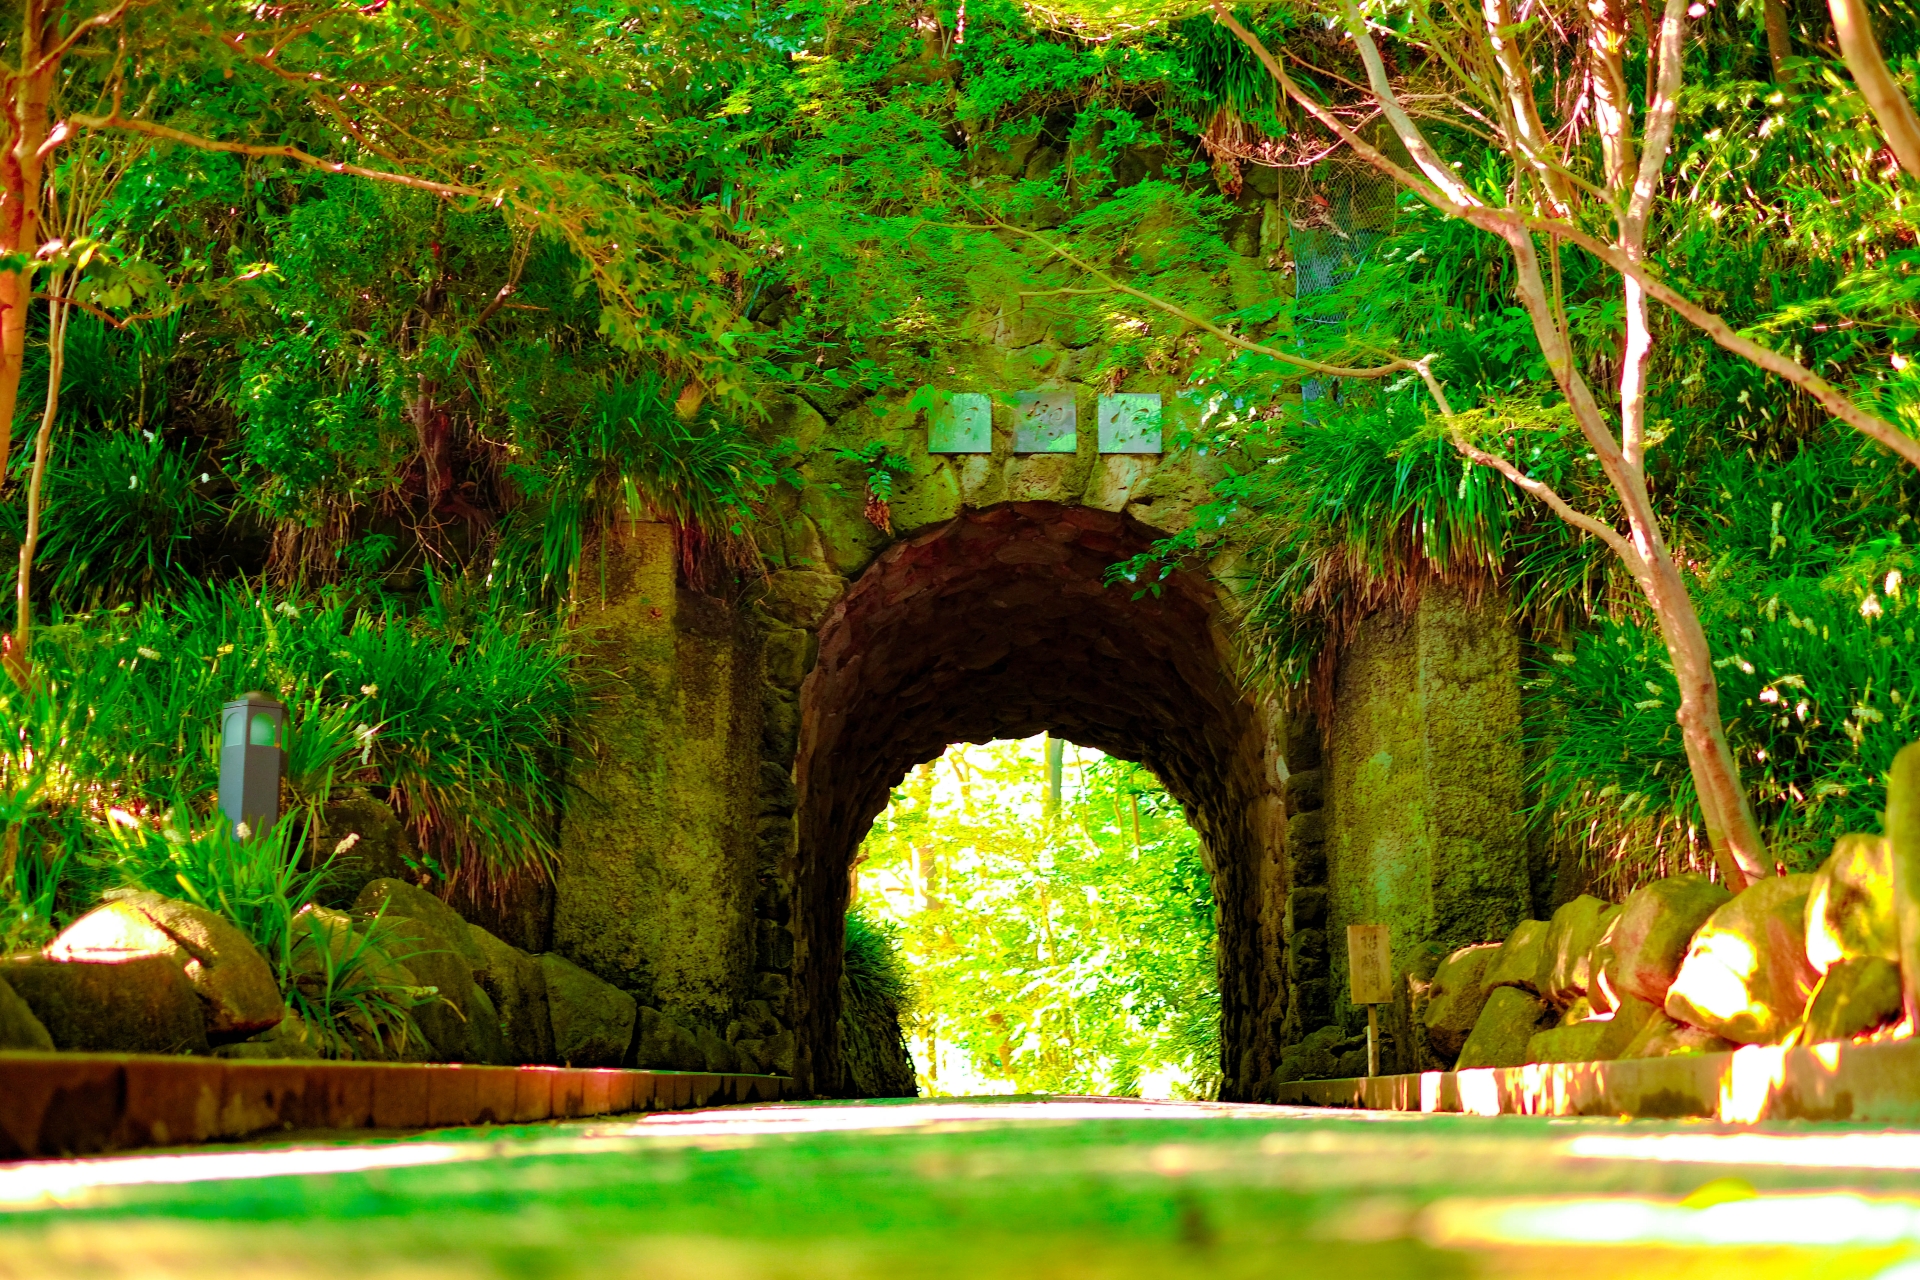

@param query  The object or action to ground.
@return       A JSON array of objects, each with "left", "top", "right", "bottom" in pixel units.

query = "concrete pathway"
[{"left": 8, "top": 1096, "right": 1920, "bottom": 1277}]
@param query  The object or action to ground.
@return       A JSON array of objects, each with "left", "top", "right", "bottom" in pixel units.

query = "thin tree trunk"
[
  {"left": 1765, "top": 0, "right": 1793, "bottom": 81},
  {"left": 13, "top": 289, "right": 69, "bottom": 669},
  {"left": 1829, "top": 0, "right": 1920, "bottom": 177},
  {"left": 0, "top": 2, "right": 60, "bottom": 486}
]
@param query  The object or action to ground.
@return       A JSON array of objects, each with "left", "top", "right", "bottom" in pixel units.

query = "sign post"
[{"left": 1346, "top": 924, "right": 1393, "bottom": 1077}]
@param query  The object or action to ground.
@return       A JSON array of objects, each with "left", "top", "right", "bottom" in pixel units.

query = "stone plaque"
[
  {"left": 1098, "top": 393, "right": 1163, "bottom": 454},
  {"left": 1013, "top": 390, "right": 1077, "bottom": 454},
  {"left": 928, "top": 392, "right": 991, "bottom": 453},
  {"left": 1347, "top": 924, "right": 1393, "bottom": 1005}
]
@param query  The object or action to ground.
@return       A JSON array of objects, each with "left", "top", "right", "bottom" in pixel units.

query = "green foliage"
[
  {"left": 25, "top": 428, "right": 222, "bottom": 608},
  {"left": 858, "top": 739, "right": 1218, "bottom": 1098},
  {"left": 85, "top": 810, "right": 333, "bottom": 978},
  {"left": 2, "top": 582, "right": 579, "bottom": 941},
  {"left": 287, "top": 904, "right": 437, "bottom": 1061},
  {"left": 829, "top": 441, "right": 912, "bottom": 503}
]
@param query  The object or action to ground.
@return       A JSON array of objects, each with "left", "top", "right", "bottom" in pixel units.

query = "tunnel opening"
[
  {"left": 850, "top": 735, "right": 1219, "bottom": 1098},
  {"left": 790, "top": 502, "right": 1283, "bottom": 1098}
]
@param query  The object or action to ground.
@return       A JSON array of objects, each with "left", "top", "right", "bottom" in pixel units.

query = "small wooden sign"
[{"left": 1347, "top": 924, "right": 1393, "bottom": 1006}]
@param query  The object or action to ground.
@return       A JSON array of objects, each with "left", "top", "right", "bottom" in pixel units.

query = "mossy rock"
[
  {"left": 1806, "top": 834, "right": 1898, "bottom": 973},
  {"left": 1421, "top": 943, "right": 1501, "bottom": 1062},
  {"left": 1621, "top": 1014, "right": 1735, "bottom": 1059},
  {"left": 1665, "top": 874, "right": 1819, "bottom": 1045},
  {"left": 314, "top": 790, "right": 419, "bottom": 907},
  {"left": 215, "top": 1006, "right": 325, "bottom": 1061},
  {"left": 468, "top": 924, "right": 554, "bottom": 1065},
  {"left": 0, "top": 975, "right": 53, "bottom": 1051},
  {"left": 1596, "top": 874, "right": 1730, "bottom": 1008},
  {"left": 1543, "top": 895, "right": 1618, "bottom": 1006},
  {"left": 1802, "top": 955, "right": 1903, "bottom": 1044},
  {"left": 542, "top": 953, "right": 636, "bottom": 1068},
  {"left": 1456, "top": 986, "right": 1551, "bottom": 1069},
  {"left": 632, "top": 1007, "right": 705, "bottom": 1071},
  {"left": 1483, "top": 919, "right": 1551, "bottom": 997},
  {"left": 4, "top": 954, "right": 209, "bottom": 1055},
  {"left": 48, "top": 891, "right": 282, "bottom": 1040}
]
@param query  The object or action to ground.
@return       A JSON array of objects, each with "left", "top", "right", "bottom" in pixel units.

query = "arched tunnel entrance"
[{"left": 790, "top": 502, "right": 1286, "bottom": 1097}]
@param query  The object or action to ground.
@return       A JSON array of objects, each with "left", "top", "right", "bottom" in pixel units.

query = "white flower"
[
  {"left": 127, "top": 474, "right": 138, "bottom": 490},
  {"left": 360, "top": 683, "right": 379, "bottom": 697},
  {"left": 333, "top": 832, "right": 361, "bottom": 856},
  {"left": 1863, "top": 594, "right": 1884, "bottom": 619},
  {"left": 275, "top": 602, "right": 298, "bottom": 617},
  {"left": 1888, "top": 570, "right": 1903, "bottom": 598},
  {"left": 199, "top": 473, "right": 211, "bottom": 484},
  {"left": 136, "top": 646, "right": 161, "bottom": 661},
  {"left": 234, "top": 821, "right": 252, "bottom": 840}
]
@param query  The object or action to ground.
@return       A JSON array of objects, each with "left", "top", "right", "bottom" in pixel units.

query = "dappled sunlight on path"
[{"left": 10, "top": 1098, "right": 1920, "bottom": 1277}]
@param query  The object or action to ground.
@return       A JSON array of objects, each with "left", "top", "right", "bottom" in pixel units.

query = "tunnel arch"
[{"left": 789, "top": 502, "right": 1288, "bottom": 1097}]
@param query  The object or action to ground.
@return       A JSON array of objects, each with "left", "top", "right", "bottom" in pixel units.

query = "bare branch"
[
  {"left": 1540, "top": 215, "right": 1920, "bottom": 469},
  {"left": 1626, "top": 0, "right": 1690, "bottom": 248},
  {"left": 974, "top": 216, "right": 1418, "bottom": 381},
  {"left": 28, "top": 0, "right": 136, "bottom": 77},
  {"left": 1450, "top": 431, "right": 1645, "bottom": 569},
  {"left": 68, "top": 110, "right": 486, "bottom": 199},
  {"left": 1830, "top": 0, "right": 1920, "bottom": 180}
]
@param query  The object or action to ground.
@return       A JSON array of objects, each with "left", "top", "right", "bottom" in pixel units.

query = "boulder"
[
  {"left": 1483, "top": 920, "right": 1552, "bottom": 996},
  {"left": 695, "top": 1023, "right": 741, "bottom": 1073},
  {"left": 287, "top": 904, "right": 430, "bottom": 1062},
  {"left": 314, "top": 790, "right": 419, "bottom": 907},
  {"left": 214, "top": 1006, "right": 324, "bottom": 1060},
  {"left": 353, "top": 879, "right": 486, "bottom": 970},
  {"left": 467, "top": 924, "right": 554, "bottom": 1065},
  {"left": 732, "top": 1039, "right": 770, "bottom": 1074},
  {"left": 1544, "top": 896, "right": 1619, "bottom": 1006},
  {"left": 365, "top": 916, "right": 472, "bottom": 1062},
  {"left": 0, "top": 975, "right": 53, "bottom": 1050},
  {"left": 763, "top": 1028, "right": 797, "bottom": 1076},
  {"left": 1422, "top": 943, "right": 1502, "bottom": 1062},
  {"left": 541, "top": 953, "right": 637, "bottom": 1067},
  {"left": 632, "top": 1007, "right": 705, "bottom": 1071},
  {"left": 1802, "top": 955, "right": 1904, "bottom": 1044},
  {"left": 1525, "top": 1020, "right": 1610, "bottom": 1065},
  {"left": 1665, "top": 873, "right": 1819, "bottom": 1045},
  {"left": 1621, "top": 1013, "right": 1735, "bottom": 1059},
  {"left": 463, "top": 983, "right": 511, "bottom": 1065},
  {"left": 1805, "top": 834, "right": 1898, "bottom": 974},
  {"left": 1457, "top": 986, "right": 1552, "bottom": 1069},
  {"left": 1530, "top": 994, "right": 1660, "bottom": 1064},
  {"left": 48, "top": 892, "right": 282, "bottom": 1040},
  {"left": 1272, "top": 1025, "right": 1350, "bottom": 1084},
  {"left": 352, "top": 880, "right": 492, "bottom": 1062},
  {"left": 4, "top": 954, "right": 209, "bottom": 1054},
  {"left": 1598, "top": 874, "right": 1731, "bottom": 1007}
]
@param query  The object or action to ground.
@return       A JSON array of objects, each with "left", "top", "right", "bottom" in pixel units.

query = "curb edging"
[
  {"left": 0, "top": 1052, "right": 794, "bottom": 1159},
  {"left": 1271, "top": 1033, "right": 1920, "bottom": 1122}
]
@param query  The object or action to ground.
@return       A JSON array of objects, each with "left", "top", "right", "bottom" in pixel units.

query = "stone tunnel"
[{"left": 541, "top": 359, "right": 1533, "bottom": 1098}]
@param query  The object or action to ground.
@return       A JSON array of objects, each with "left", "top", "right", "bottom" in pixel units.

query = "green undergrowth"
[{"left": 0, "top": 579, "right": 582, "bottom": 954}]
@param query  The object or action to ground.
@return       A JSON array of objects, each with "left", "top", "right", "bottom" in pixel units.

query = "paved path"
[{"left": 9, "top": 1097, "right": 1920, "bottom": 1278}]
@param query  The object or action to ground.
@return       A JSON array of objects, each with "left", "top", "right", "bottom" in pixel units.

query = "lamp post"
[{"left": 220, "top": 692, "right": 285, "bottom": 839}]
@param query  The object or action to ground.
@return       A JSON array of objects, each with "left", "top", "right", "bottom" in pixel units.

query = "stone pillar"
[
  {"left": 1322, "top": 584, "right": 1529, "bottom": 1057},
  {"left": 552, "top": 523, "right": 766, "bottom": 1032}
]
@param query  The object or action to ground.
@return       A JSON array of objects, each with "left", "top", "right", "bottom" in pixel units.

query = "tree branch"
[
  {"left": 1537, "top": 214, "right": 1920, "bottom": 469},
  {"left": 1450, "top": 431, "right": 1644, "bottom": 569},
  {"left": 1829, "top": 0, "right": 1920, "bottom": 180},
  {"left": 67, "top": 110, "right": 486, "bottom": 199},
  {"left": 977, "top": 216, "right": 1417, "bottom": 381}
]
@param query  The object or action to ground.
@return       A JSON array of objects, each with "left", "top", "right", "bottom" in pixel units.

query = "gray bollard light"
[{"left": 219, "top": 691, "right": 286, "bottom": 839}]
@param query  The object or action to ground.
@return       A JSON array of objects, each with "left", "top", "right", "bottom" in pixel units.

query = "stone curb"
[
  {"left": 0, "top": 1052, "right": 794, "bottom": 1159},
  {"left": 1271, "top": 1034, "right": 1920, "bottom": 1122}
]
